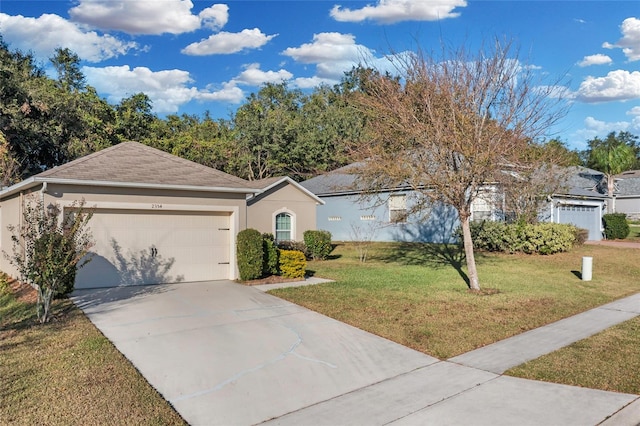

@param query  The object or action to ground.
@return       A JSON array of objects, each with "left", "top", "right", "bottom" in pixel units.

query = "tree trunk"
[
  {"left": 460, "top": 215, "right": 480, "bottom": 290},
  {"left": 607, "top": 174, "right": 615, "bottom": 213}
]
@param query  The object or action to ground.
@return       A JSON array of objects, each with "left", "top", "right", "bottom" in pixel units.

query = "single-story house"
[
  {"left": 300, "top": 164, "right": 607, "bottom": 243},
  {"left": 0, "top": 142, "right": 319, "bottom": 289},
  {"left": 246, "top": 176, "right": 324, "bottom": 242},
  {"left": 614, "top": 170, "right": 640, "bottom": 221}
]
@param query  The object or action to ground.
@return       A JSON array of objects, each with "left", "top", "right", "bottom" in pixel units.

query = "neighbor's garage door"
[
  {"left": 75, "top": 209, "right": 231, "bottom": 289},
  {"left": 557, "top": 205, "right": 601, "bottom": 241}
]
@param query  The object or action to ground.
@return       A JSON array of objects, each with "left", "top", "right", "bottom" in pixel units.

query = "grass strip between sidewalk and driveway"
[
  {"left": 0, "top": 279, "right": 186, "bottom": 426},
  {"left": 270, "top": 242, "right": 640, "bottom": 371},
  {"left": 506, "top": 316, "right": 640, "bottom": 395}
]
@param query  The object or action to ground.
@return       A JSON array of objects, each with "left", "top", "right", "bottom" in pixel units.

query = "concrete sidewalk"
[{"left": 72, "top": 281, "right": 640, "bottom": 425}]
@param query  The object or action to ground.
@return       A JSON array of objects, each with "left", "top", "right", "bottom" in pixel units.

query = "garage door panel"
[
  {"left": 557, "top": 205, "right": 601, "bottom": 241},
  {"left": 76, "top": 210, "right": 231, "bottom": 289}
]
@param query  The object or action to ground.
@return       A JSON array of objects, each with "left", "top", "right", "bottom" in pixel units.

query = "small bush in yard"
[
  {"left": 279, "top": 250, "right": 306, "bottom": 279},
  {"left": 237, "top": 229, "right": 263, "bottom": 281},
  {"left": 262, "top": 233, "right": 279, "bottom": 276},
  {"left": 603, "top": 213, "right": 629, "bottom": 240},
  {"left": 303, "top": 230, "right": 332, "bottom": 260}
]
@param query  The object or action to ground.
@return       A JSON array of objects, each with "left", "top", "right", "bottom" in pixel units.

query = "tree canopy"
[
  {"left": 0, "top": 40, "right": 362, "bottom": 183},
  {"left": 347, "top": 40, "right": 568, "bottom": 290}
]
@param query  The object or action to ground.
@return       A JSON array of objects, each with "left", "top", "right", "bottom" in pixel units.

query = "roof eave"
[
  {"left": 0, "top": 177, "right": 259, "bottom": 200},
  {"left": 256, "top": 177, "right": 325, "bottom": 205}
]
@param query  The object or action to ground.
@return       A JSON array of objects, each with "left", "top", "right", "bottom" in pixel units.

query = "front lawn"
[
  {"left": 270, "top": 242, "right": 640, "bottom": 360},
  {"left": 506, "top": 316, "right": 640, "bottom": 394},
  {"left": 0, "top": 280, "right": 186, "bottom": 425},
  {"left": 626, "top": 222, "right": 640, "bottom": 242}
]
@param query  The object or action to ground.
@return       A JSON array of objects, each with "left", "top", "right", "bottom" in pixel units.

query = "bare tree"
[
  {"left": 500, "top": 141, "right": 574, "bottom": 224},
  {"left": 348, "top": 40, "right": 567, "bottom": 290}
]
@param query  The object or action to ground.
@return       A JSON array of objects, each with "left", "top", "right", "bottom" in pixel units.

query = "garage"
[
  {"left": 0, "top": 142, "right": 260, "bottom": 288},
  {"left": 75, "top": 209, "right": 232, "bottom": 289},
  {"left": 554, "top": 202, "right": 604, "bottom": 241}
]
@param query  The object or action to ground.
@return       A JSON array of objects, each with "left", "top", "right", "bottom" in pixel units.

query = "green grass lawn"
[
  {"left": 270, "top": 242, "right": 640, "bottom": 361},
  {"left": 626, "top": 223, "right": 640, "bottom": 242},
  {"left": 506, "top": 316, "right": 640, "bottom": 394},
  {"left": 0, "top": 280, "right": 186, "bottom": 425}
]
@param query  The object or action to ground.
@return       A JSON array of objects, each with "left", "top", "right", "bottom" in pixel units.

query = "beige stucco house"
[
  {"left": 0, "top": 142, "right": 321, "bottom": 289},
  {"left": 247, "top": 176, "right": 324, "bottom": 243}
]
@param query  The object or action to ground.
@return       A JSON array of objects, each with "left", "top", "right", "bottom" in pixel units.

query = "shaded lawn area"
[
  {"left": 507, "top": 316, "right": 640, "bottom": 395},
  {"left": 0, "top": 282, "right": 186, "bottom": 426},
  {"left": 270, "top": 242, "right": 640, "bottom": 360},
  {"left": 627, "top": 223, "right": 640, "bottom": 242}
]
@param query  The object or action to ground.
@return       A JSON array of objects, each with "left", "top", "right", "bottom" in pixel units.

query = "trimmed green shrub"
[
  {"left": 470, "top": 221, "right": 579, "bottom": 255},
  {"left": 303, "top": 230, "right": 333, "bottom": 260},
  {"left": 262, "top": 233, "right": 279, "bottom": 276},
  {"left": 279, "top": 249, "right": 306, "bottom": 279},
  {"left": 277, "top": 240, "right": 307, "bottom": 256},
  {"left": 236, "top": 228, "right": 263, "bottom": 281},
  {"left": 603, "top": 213, "right": 629, "bottom": 240}
]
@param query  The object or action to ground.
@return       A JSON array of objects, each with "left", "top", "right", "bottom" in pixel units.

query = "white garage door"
[
  {"left": 557, "top": 205, "right": 602, "bottom": 241},
  {"left": 75, "top": 209, "right": 231, "bottom": 288}
]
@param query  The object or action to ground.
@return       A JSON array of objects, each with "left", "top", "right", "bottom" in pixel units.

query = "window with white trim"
[
  {"left": 472, "top": 187, "right": 496, "bottom": 222},
  {"left": 389, "top": 194, "right": 407, "bottom": 223},
  {"left": 275, "top": 212, "right": 292, "bottom": 242}
]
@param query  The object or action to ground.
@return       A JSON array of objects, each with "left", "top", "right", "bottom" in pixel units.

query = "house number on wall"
[{"left": 151, "top": 204, "right": 163, "bottom": 209}]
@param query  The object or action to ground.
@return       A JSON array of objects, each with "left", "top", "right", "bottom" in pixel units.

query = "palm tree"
[{"left": 589, "top": 140, "right": 636, "bottom": 212}]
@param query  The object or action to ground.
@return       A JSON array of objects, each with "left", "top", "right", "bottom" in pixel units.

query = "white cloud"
[
  {"left": 199, "top": 4, "right": 229, "bottom": 31},
  {"left": 282, "top": 32, "right": 376, "bottom": 83},
  {"left": 293, "top": 76, "right": 339, "bottom": 89},
  {"left": 0, "top": 13, "right": 138, "bottom": 62},
  {"left": 82, "top": 65, "right": 244, "bottom": 113},
  {"left": 577, "top": 54, "right": 612, "bottom": 67},
  {"left": 330, "top": 0, "right": 466, "bottom": 24},
  {"left": 283, "top": 32, "right": 412, "bottom": 87},
  {"left": 570, "top": 115, "right": 640, "bottom": 149},
  {"left": 283, "top": 33, "right": 364, "bottom": 64},
  {"left": 233, "top": 63, "right": 293, "bottom": 86},
  {"left": 603, "top": 17, "right": 640, "bottom": 61},
  {"left": 627, "top": 106, "right": 640, "bottom": 116},
  {"left": 198, "top": 82, "right": 245, "bottom": 103},
  {"left": 181, "top": 28, "right": 277, "bottom": 55},
  {"left": 576, "top": 70, "right": 640, "bottom": 103},
  {"left": 69, "top": 0, "right": 228, "bottom": 35},
  {"left": 570, "top": 116, "right": 634, "bottom": 148}
]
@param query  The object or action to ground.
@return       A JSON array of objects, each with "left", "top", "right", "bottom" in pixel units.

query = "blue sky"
[{"left": 1, "top": 1, "right": 639, "bottom": 150}]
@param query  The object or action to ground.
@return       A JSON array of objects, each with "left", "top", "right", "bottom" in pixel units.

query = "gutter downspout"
[{"left": 40, "top": 182, "right": 48, "bottom": 206}]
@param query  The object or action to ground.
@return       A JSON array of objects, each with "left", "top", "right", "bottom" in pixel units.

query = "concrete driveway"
[{"left": 72, "top": 281, "right": 639, "bottom": 426}]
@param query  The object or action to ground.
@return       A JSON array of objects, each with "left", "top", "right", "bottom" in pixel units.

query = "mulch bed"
[
  {"left": 239, "top": 275, "right": 303, "bottom": 286},
  {"left": 7, "top": 278, "right": 37, "bottom": 304}
]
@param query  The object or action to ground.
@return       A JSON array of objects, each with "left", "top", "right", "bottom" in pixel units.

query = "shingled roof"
[{"left": 1, "top": 142, "right": 257, "bottom": 197}]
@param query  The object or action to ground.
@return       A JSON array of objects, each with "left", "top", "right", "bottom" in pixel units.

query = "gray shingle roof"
[
  {"left": 300, "top": 163, "right": 366, "bottom": 196},
  {"left": 617, "top": 176, "right": 640, "bottom": 197},
  {"left": 36, "top": 142, "right": 253, "bottom": 190}
]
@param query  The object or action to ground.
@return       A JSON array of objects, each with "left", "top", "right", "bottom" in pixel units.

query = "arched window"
[{"left": 275, "top": 212, "right": 292, "bottom": 242}]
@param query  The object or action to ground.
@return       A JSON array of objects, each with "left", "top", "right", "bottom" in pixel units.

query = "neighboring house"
[
  {"left": 300, "top": 163, "right": 483, "bottom": 244},
  {"left": 301, "top": 164, "right": 607, "bottom": 243},
  {"left": 614, "top": 170, "right": 640, "bottom": 221},
  {"left": 246, "top": 176, "right": 324, "bottom": 243},
  {"left": 543, "top": 167, "right": 607, "bottom": 241},
  {"left": 0, "top": 142, "right": 319, "bottom": 289}
]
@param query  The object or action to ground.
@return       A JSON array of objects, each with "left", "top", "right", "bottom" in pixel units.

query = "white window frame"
[
  {"left": 389, "top": 194, "right": 407, "bottom": 223},
  {"left": 273, "top": 208, "right": 295, "bottom": 242}
]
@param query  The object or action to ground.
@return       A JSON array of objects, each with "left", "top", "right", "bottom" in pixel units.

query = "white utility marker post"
[{"left": 582, "top": 256, "right": 593, "bottom": 281}]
